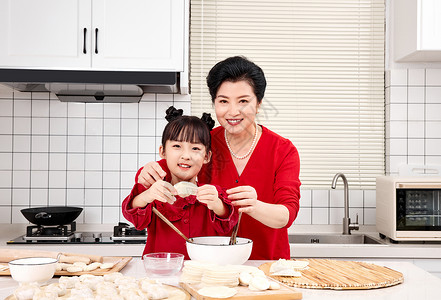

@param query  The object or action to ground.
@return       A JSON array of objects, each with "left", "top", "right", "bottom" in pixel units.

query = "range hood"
[{"left": 0, "top": 68, "right": 181, "bottom": 102}]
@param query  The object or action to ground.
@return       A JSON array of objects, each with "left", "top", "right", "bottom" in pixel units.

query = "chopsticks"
[
  {"left": 152, "top": 207, "right": 193, "bottom": 243},
  {"left": 229, "top": 212, "right": 243, "bottom": 245}
]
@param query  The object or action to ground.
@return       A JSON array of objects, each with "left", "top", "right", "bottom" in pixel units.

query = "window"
[{"left": 190, "top": 0, "right": 385, "bottom": 188}]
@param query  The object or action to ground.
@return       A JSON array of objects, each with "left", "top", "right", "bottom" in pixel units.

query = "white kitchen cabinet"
[
  {"left": 0, "top": 0, "right": 184, "bottom": 71},
  {"left": 0, "top": 0, "right": 91, "bottom": 69},
  {"left": 394, "top": 0, "right": 441, "bottom": 62}
]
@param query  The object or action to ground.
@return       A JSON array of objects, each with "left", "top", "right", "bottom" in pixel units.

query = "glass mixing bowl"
[{"left": 143, "top": 252, "right": 184, "bottom": 276}]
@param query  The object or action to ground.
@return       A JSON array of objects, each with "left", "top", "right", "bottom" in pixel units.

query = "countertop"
[
  {"left": 2, "top": 224, "right": 441, "bottom": 259},
  {"left": 1, "top": 259, "right": 440, "bottom": 299}
]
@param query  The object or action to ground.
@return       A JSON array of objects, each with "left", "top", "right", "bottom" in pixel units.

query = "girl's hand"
[
  {"left": 135, "top": 180, "right": 177, "bottom": 207},
  {"left": 227, "top": 185, "right": 259, "bottom": 214},
  {"left": 138, "top": 161, "right": 167, "bottom": 188},
  {"left": 197, "top": 185, "right": 226, "bottom": 216}
]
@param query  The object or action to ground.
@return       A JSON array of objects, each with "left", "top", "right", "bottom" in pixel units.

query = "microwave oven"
[{"left": 376, "top": 176, "right": 441, "bottom": 242}]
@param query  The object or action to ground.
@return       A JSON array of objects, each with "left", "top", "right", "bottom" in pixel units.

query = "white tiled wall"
[
  {"left": 0, "top": 84, "right": 191, "bottom": 224},
  {"left": 385, "top": 69, "right": 441, "bottom": 175},
  {"left": 294, "top": 189, "right": 377, "bottom": 225}
]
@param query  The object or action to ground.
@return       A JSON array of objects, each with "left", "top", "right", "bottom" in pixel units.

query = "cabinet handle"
[
  {"left": 95, "top": 28, "right": 99, "bottom": 54},
  {"left": 83, "top": 28, "right": 87, "bottom": 54}
]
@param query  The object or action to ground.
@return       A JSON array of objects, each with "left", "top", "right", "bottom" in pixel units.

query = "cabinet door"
[
  {"left": 0, "top": 0, "right": 92, "bottom": 69},
  {"left": 91, "top": 0, "right": 184, "bottom": 71},
  {"left": 420, "top": 0, "right": 441, "bottom": 50}
]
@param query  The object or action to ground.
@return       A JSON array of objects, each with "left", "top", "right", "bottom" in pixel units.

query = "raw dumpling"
[
  {"left": 32, "top": 289, "right": 58, "bottom": 300},
  {"left": 100, "top": 262, "right": 116, "bottom": 269},
  {"left": 144, "top": 282, "right": 169, "bottom": 300},
  {"left": 84, "top": 262, "right": 102, "bottom": 272},
  {"left": 59, "top": 276, "right": 80, "bottom": 289},
  {"left": 13, "top": 282, "right": 40, "bottom": 300},
  {"left": 103, "top": 272, "right": 124, "bottom": 282},
  {"left": 174, "top": 181, "right": 198, "bottom": 197},
  {"left": 66, "top": 266, "right": 83, "bottom": 273},
  {"left": 44, "top": 283, "right": 67, "bottom": 296}
]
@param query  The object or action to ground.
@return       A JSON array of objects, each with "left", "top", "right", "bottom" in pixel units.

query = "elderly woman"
[{"left": 138, "top": 56, "right": 301, "bottom": 260}]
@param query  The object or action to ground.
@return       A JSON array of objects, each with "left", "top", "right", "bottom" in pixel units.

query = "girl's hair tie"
[
  {"left": 165, "top": 106, "right": 183, "bottom": 122},
  {"left": 201, "top": 113, "right": 215, "bottom": 131}
]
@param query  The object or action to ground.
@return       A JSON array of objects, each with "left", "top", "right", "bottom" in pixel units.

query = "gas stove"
[{"left": 6, "top": 222, "right": 146, "bottom": 245}]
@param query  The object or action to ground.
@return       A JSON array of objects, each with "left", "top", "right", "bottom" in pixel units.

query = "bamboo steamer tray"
[
  {"left": 259, "top": 259, "right": 404, "bottom": 290},
  {"left": 0, "top": 256, "right": 132, "bottom": 276},
  {"left": 180, "top": 278, "right": 302, "bottom": 300}
]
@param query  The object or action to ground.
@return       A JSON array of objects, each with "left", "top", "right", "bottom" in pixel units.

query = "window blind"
[{"left": 190, "top": 0, "right": 385, "bottom": 189}]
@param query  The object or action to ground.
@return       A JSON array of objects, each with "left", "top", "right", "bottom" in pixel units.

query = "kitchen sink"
[{"left": 288, "top": 233, "right": 386, "bottom": 244}]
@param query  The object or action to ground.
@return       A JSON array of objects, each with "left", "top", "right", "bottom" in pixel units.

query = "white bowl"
[
  {"left": 186, "top": 236, "right": 253, "bottom": 265},
  {"left": 8, "top": 257, "right": 57, "bottom": 284}
]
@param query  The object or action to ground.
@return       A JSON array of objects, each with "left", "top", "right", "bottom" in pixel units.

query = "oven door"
[{"left": 396, "top": 183, "right": 441, "bottom": 231}]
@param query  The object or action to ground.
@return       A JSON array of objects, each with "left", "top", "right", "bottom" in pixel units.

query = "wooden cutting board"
[
  {"left": 259, "top": 259, "right": 404, "bottom": 290},
  {"left": 0, "top": 248, "right": 103, "bottom": 263},
  {"left": 0, "top": 256, "right": 132, "bottom": 276},
  {"left": 180, "top": 279, "right": 302, "bottom": 300}
]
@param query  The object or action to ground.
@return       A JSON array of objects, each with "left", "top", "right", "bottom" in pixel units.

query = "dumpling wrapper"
[
  {"left": 271, "top": 269, "right": 302, "bottom": 277},
  {"left": 248, "top": 276, "right": 270, "bottom": 291},
  {"left": 174, "top": 181, "right": 198, "bottom": 197},
  {"left": 198, "top": 286, "right": 237, "bottom": 298},
  {"left": 270, "top": 259, "right": 309, "bottom": 274}
]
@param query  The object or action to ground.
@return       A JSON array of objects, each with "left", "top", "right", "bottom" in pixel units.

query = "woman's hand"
[
  {"left": 227, "top": 185, "right": 289, "bottom": 228},
  {"left": 226, "top": 186, "right": 259, "bottom": 214},
  {"left": 132, "top": 180, "right": 177, "bottom": 208},
  {"left": 197, "top": 185, "right": 227, "bottom": 217},
  {"left": 138, "top": 162, "right": 167, "bottom": 188}
]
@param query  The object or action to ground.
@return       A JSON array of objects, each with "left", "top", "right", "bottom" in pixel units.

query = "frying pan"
[{"left": 21, "top": 206, "right": 83, "bottom": 226}]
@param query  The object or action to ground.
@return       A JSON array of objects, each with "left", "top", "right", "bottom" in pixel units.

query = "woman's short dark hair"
[
  {"left": 206, "top": 56, "right": 267, "bottom": 103},
  {"left": 162, "top": 116, "right": 211, "bottom": 154}
]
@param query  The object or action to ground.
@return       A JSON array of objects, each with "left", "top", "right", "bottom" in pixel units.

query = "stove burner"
[
  {"left": 25, "top": 222, "right": 76, "bottom": 241},
  {"left": 41, "top": 227, "right": 63, "bottom": 236},
  {"left": 113, "top": 222, "right": 146, "bottom": 237},
  {"left": 111, "top": 222, "right": 147, "bottom": 242},
  {"left": 7, "top": 222, "right": 147, "bottom": 244}
]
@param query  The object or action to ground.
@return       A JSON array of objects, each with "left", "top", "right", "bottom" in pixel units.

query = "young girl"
[{"left": 122, "top": 106, "right": 238, "bottom": 259}]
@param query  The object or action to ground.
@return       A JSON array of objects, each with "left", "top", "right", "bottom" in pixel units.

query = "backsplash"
[
  {"left": 0, "top": 84, "right": 377, "bottom": 226},
  {"left": 295, "top": 189, "right": 376, "bottom": 226},
  {"left": 385, "top": 69, "right": 441, "bottom": 175},
  {"left": 0, "top": 85, "right": 191, "bottom": 224}
]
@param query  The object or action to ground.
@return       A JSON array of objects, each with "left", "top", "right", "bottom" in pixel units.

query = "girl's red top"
[
  {"left": 122, "top": 168, "right": 239, "bottom": 259},
  {"left": 199, "top": 125, "right": 301, "bottom": 260}
]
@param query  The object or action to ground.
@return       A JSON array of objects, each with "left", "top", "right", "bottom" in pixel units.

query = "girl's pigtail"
[
  {"left": 201, "top": 113, "right": 215, "bottom": 131},
  {"left": 165, "top": 106, "right": 183, "bottom": 122}
]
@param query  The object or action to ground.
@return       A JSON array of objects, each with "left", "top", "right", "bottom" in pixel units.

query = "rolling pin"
[{"left": 0, "top": 248, "right": 103, "bottom": 264}]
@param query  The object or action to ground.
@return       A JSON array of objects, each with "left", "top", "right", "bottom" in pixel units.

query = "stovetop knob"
[
  {"left": 74, "top": 232, "right": 82, "bottom": 241},
  {"left": 93, "top": 232, "right": 102, "bottom": 242}
]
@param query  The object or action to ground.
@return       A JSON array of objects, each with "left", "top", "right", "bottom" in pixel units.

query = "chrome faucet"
[{"left": 331, "top": 173, "right": 359, "bottom": 235}]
